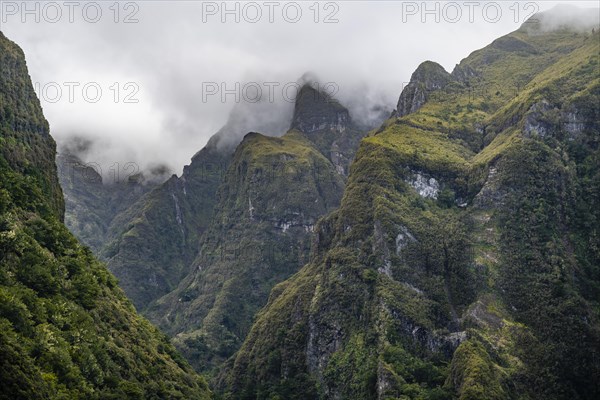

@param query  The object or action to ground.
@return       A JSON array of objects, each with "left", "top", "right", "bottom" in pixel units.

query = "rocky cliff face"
[
  {"left": 0, "top": 32, "right": 64, "bottom": 220},
  {"left": 142, "top": 85, "right": 375, "bottom": 376},
  {"left": 396, "top": 61, "right": 455, "bottom": 118},
  {"left": 99, "top": 137, "right": 229, "bottom": 310},
  {"left": 226, "top": 13, "right": 600, "bottom": 400},
  {"left": 291, "top": 85, "right": 351, "bottom": 134},
  {"left": 292, "top": 84, "right": 367, "bottom": 176},
  {"left": 57, "top": 150, "right": 163, "bottom": 254},
  {"left": 0, "top": 32, "right": 211, "bottom": 399},
  {"left": 96, "top": 100, "right": 291, "bottom": 311},
  {"left": 147, "top": 129, "right": 346, "bottom": 373}
]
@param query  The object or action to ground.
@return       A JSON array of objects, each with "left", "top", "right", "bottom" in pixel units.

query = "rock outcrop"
[
  {"left": 225, "top": 14, "right": 600, "bottom": 400},
  {"left": 396, "top": 61, "right": 454, "bottom": 117},
  {"left": 146, "top": 84, "right": 373, "bottom": 374}
]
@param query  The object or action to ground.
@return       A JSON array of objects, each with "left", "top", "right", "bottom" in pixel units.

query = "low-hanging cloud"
[
  {"left": 536, "top": 4, "right": 599, "bottom": 31},
  {"left": 1, "top": 1, "right": 597, "bottom": 180}
]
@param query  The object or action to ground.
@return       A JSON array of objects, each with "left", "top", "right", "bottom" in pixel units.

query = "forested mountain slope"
[
  {"left": 99, "top": 134, "right": 230, "bottom": 310},
  {"left": 148, "top": 86, "right": 370, "bottom": 374},
  {"left": 0, "top": 31, "right": 211, "bottom": 399},
  {"left": 225, "top": 12, "right": 600, "bottom": 400},
  {"left": 96, "top": 101, "right": 289, "bottom": 311}
]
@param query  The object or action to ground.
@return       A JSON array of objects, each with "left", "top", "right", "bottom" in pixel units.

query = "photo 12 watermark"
[
  {"left": 399, "top": 1, "right": 540, "bottom": 24},
  {"left": 57, "top": 159, "right": 141, "bottom": 184},
  {"left": 212, "top": 237, "right": 311, "bottom": 264},
  {"left": 0, "top": 1, "right": 139, "bottom": 24},
  {"left": 34, "top": 81, "right": 140, "bottom": 104},
  {"left": 199, "top": 1, "right": 340, "bottom": 24},
  {"left": 201, "top": 80, "right": 339, "bottom": 103}
]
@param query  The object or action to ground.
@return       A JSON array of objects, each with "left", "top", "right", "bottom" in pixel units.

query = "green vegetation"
[
  {"left": 0, "top": 32, "right": 211, "bottom": 399},
  {"left": 225, "top": 15, "right": 600, "bottom": 400},
  {"left": 147, "top": 129, "right": 347, "bottom": 376},
  {"left": 10, "top": 8, "right": 597, "bottom": 400},
  {"left": 0, "top": 32, "right": 64, "bottom": 220},
  {"left": 448, "top": 341, "right": 506, "bottom": 400},
  {"left": 99, "top": 140, "right": 229, "bottom": 310},
  {"left": 0, "top": 165, "right": 211, "bottom": 399}
]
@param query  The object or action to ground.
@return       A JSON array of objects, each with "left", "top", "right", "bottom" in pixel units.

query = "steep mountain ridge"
[
  {"left": 0, "top": 32, "right": 64, "bottom": 220},
  {"left": 98, "top": 100, "right": 291, "bottom": 311},
  {"left": 147, "top": 87, "right": 370, "bottom": 374},
  {"left": 100, "top": 135, "right": 229, "bottom": 310},
  {"left": 396, "top": 61, "right": 455, "bottom": 118},
  {"left": 225, "top": 13, "right": 600, "bottom": 400},
  {"left": 57, "top": 150, "right": 164, "bottom": 254},
  {"left": 58, "top": 78, "right": 373, "bottom": 380},
  {"left": 291, "top": 84, "right": 367, "bottom": 176},
  {"left": 0, "top": 31, "right": 211, "bottom": 399}
]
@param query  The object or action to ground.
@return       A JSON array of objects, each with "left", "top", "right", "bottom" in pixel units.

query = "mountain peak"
[
  {"left": 396, "top": 61, "right": 454, "bottom": 117},
  {"left": 196, "top": 95, "right": 293, "bottom": 158},
  {"left": 411, "top": 61, "right": 450, "bottom": 81},
  {"left": 291, "top": 83, "right": 351, "bottom": 134}
]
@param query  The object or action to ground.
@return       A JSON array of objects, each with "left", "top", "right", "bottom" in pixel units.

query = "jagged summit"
[
  {"left": 94, "top": 77, "right": 362, "bottom": 311},
  {"left": 192, "top": 98, "right": 293, "bottom": 161},
  {"left": 396, "top": 61, "right": 454, "bottom": 117},
  {"left": 291, "top": 84, "right": 351, "bottom": 134},
  {"left": 146, "top": 122, "right": 347, "bottom": 374},
  {"left": 288, "top": 83, "right": 368, "bottom": 176},
  {"left": 226, "top": 21, "right": 600, "bottom": 400}
]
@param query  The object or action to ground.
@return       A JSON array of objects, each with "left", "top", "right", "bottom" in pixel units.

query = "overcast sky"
[{"left": 1, "top": 0, "right": 597, "bottom": 178}]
